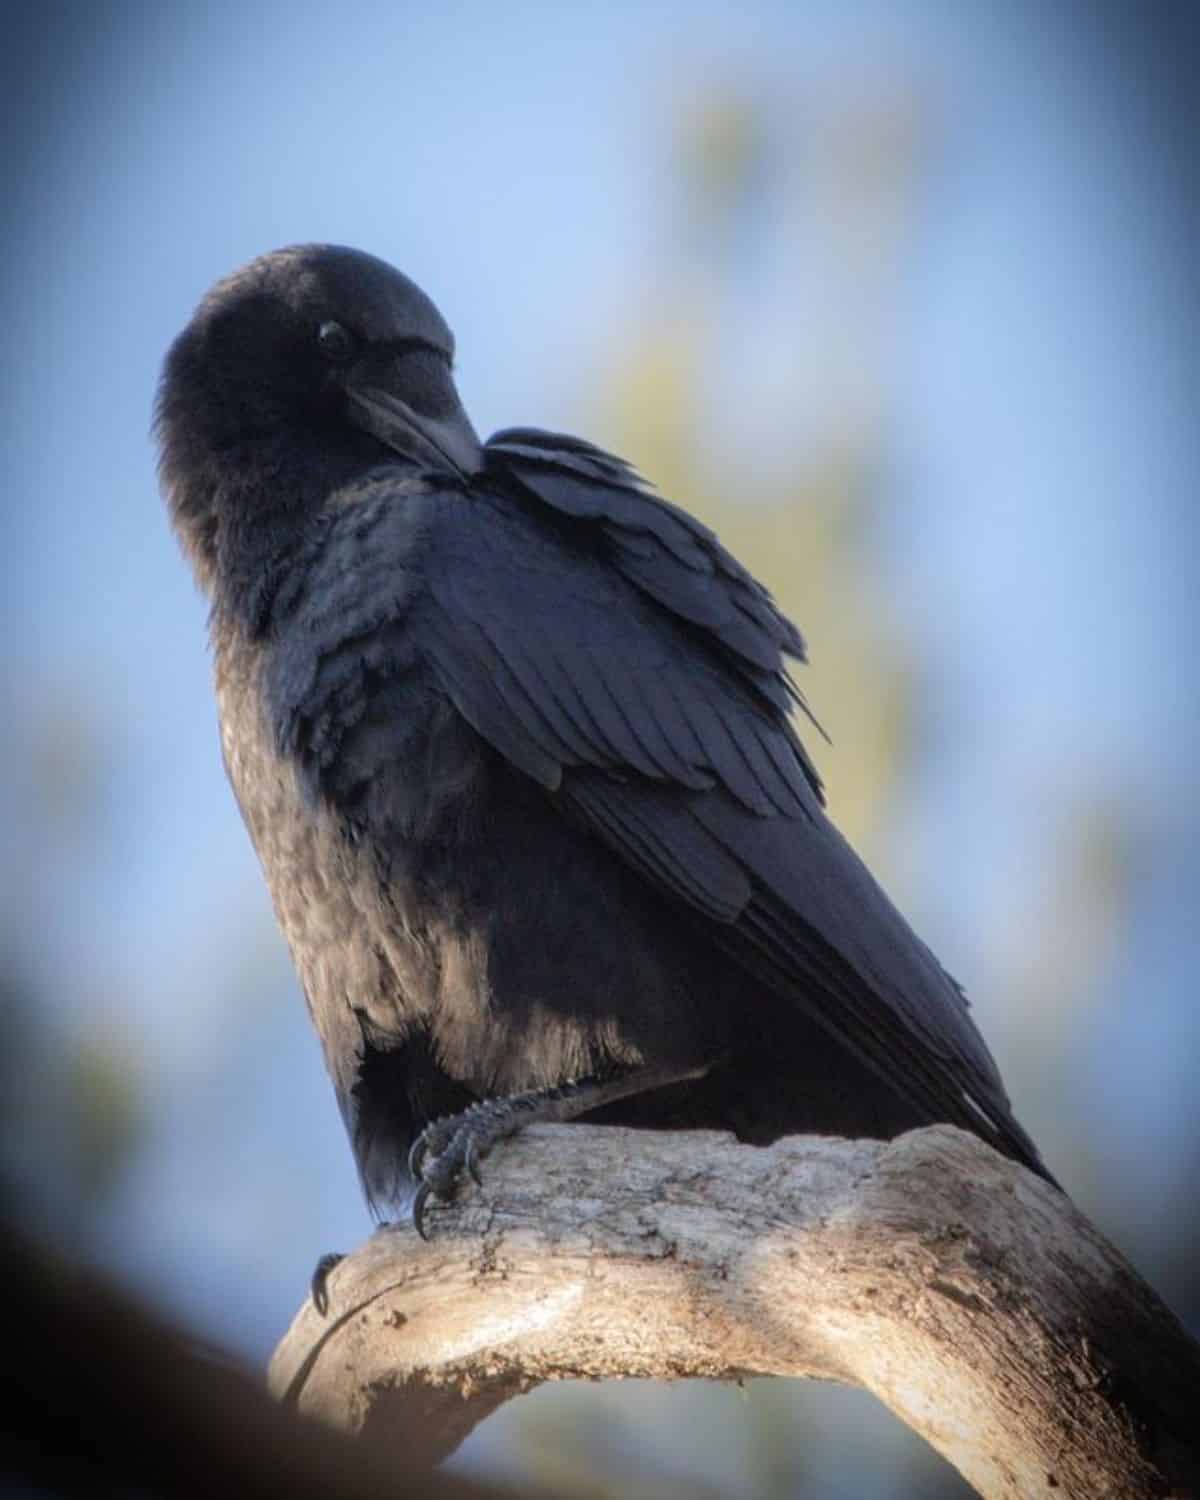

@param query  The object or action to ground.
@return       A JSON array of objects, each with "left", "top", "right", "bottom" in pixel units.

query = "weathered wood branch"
[{"left": 270, "top": 1124, "right": 1200, "bottom": 1499}]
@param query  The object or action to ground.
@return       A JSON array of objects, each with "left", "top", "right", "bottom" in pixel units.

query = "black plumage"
[{"left": 156, "top": 244, "right": 1053, "bottom": 1225}]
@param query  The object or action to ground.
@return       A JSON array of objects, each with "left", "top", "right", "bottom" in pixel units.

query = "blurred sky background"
[{"left": 2, "top": 2, "right": 1197, "bottom": 1496}]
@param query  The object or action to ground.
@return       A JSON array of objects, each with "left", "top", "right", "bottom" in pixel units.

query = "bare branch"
[{"left": 270, "top": 1124, "right": 1200, "bottom": 1499}]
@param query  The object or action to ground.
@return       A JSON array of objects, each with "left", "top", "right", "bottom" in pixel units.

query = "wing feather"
[{"left": 401, "top": 435, "right": 1052, "bottom": 1179}]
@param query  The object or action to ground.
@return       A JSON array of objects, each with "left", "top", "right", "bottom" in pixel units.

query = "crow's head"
[{"left": 156, "top": 244, "right": 481, "bottom": 589}]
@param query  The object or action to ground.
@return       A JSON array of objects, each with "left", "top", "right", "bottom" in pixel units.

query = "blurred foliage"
[
  {"left": 605, "top": 85, "right": 918, "bottom": 849},
  {"left": 1, "top": 691, "right": 147, "bottom": 1226},
  {"left": 676, "top": 82, "right": 770, "bottom": 244},
  {"left": 63, "top": 1027, "right": 146, "bottom": 1201}
]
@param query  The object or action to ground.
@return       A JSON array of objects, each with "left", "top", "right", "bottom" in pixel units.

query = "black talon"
[
  {"left": 411, "top": 1180, "right": 433, "bottom": 1240},
  {"left": 406, "top": 1070, "right": 710, "bottom": 1237},
  {"left": 310, "top": 1251, "right": 344, "bottom": 1316},
  {"left": 408, "top": 1122, "right": 485, "bottom": 1235}
]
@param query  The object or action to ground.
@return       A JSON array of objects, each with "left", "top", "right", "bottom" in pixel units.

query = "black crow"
[{"left": 156, "top": 244, "right": 1054, "bottom": 1236}]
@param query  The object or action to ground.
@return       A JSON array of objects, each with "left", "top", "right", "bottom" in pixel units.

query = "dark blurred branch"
[
  {"left": 272, "top": 1124, "right": 1200, "bottom": 1500},
  {"left": 0, "top": 1228, "right": 568, "bottom": 1499}
]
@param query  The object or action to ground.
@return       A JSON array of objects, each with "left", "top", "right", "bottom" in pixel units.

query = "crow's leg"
[{"left": 408, "top": 1062, "right": 711, "bottom": 1238}]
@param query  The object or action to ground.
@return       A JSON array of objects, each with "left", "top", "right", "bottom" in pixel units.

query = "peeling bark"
[{"left": 270, "top": 1124, "right": 1200, "bottom": 1499}]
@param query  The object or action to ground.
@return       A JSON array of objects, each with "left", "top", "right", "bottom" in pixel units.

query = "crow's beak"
[{"left": 346, "top": 377, "right": 483, "bottom": 480}]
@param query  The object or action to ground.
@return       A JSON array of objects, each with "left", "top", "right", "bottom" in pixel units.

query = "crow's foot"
[
  {"left": 407, "top": 1062, "right": 711, "bottom": 1238},
  {"left": 409, "top": 1088, "right": 565, "bottom": 1238}
]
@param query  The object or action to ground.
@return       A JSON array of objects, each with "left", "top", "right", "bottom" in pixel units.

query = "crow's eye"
[{"left": 316, "top": 320, "right": 354, "bottom": 362}]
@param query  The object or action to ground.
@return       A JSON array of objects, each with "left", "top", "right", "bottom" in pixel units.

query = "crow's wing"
[{"left": 412, "top": 430, "right": 1048, "bottom": 1176}]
